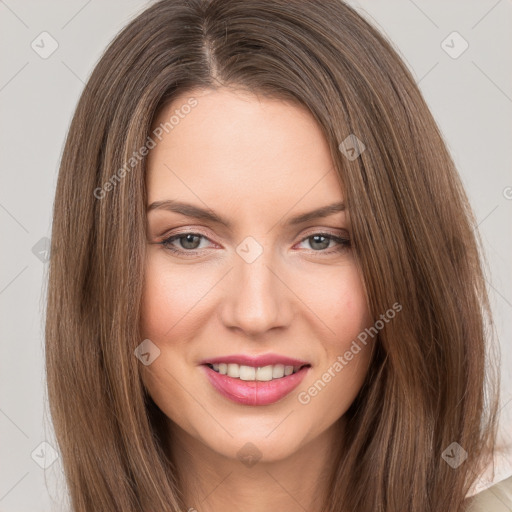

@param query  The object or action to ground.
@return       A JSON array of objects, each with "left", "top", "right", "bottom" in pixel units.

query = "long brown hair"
[{"left": 45, "top": 0, "right": 500, "bottom": 510}]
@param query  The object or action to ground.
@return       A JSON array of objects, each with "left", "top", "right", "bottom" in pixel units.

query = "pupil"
[
  {"left": 311, "top": 235, "right": 329, "bottom": 250},
  {"left": 182, "top": 234, "right": 200, "bottom": 249}
]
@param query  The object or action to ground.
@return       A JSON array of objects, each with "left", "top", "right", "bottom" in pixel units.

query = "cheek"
[
  {"left": 296, "top": 268, "right": 373, "bottom": 417},
  {"left": 139, "top": 254, "right": 212, "bottom": 339},
  {"left": 331, "top": 272, "right": 373, "bottom": 373},
  {"left": 298, "top": 263, "right": 370, "bottom": 343},
  {"left": 298, "top": 263, "right": 373, "bottom": 388},
  {"left": 138, "top": 256, "right": 206, "bottom": 428}
]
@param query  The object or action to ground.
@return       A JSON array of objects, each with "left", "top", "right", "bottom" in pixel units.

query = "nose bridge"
[{"left": 220, "top": 235, "right": 291, "bottom": 334}]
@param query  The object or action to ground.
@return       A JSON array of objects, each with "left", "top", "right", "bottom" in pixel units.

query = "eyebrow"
[{"left": 146, "top": 199, "right": 345, "bottom": 227}]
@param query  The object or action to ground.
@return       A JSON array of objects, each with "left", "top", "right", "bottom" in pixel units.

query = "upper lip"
[{"left": 200, "top": 353, "right": 311, "bottom": 368}]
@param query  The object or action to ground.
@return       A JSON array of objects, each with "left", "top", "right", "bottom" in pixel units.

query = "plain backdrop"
[{"left": 0, "top": 1, "right": 511, "bottom": 510}]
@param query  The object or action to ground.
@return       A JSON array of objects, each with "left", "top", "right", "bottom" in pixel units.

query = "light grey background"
[{"left": 0, "top": 1, "right": 510, "bottom": 510}]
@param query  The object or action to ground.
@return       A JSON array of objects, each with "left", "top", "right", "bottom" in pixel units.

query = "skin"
[{"left": 140, "top": 87, "right": 374, "bottom": 512}]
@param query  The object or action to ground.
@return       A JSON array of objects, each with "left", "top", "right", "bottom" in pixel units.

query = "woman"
[{"left": 45, "top": 0, "right": 505, "bottom": 510}]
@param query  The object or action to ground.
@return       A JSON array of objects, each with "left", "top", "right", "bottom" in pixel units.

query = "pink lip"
[
  {"left": 199, "top": 353, "right": 310, "bottom": 367},
  {"left": 201, "top": 365, "right": 311, "bottom": 406}
]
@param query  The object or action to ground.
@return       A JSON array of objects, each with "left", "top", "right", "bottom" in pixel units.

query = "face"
[{"left": 140, "top": 87, "right": 373, "bottom": 463}]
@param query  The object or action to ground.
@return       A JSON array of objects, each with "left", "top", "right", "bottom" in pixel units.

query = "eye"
[
  {"left": 160, "top": 232, "right": 214, "bottom": 254},
  {"left": 157, "top": 230, "right": 351, "bottom": 257},
  {"left": 295, "top": 232, "right": 351, "bottom": 254}
]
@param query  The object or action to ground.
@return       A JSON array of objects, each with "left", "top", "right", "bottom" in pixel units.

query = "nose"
[{"left": 218, "top": 245, "right": 293, "bottom": 336}]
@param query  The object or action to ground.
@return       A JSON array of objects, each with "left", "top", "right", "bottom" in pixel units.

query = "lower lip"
[{"left": 201, "top": 365, "right": 310, "bottom": 406}]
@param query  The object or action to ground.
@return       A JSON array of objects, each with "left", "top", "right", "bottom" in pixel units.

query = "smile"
[
  {"left": 201, "top": 363, "right": 311, "bottom": 406},
  {"left": 206, "top": 362, "right": 308, "bottom": 381}
]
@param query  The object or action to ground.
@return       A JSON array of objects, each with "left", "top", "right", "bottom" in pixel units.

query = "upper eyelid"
[{"left": 159, "top": 226, "right": 349, "bottom": 239}]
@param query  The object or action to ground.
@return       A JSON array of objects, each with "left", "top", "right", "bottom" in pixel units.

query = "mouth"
[
  {"left": 204, "top": 362, "right": 310, "bottom": 381},
  {"left": 200, "top": 360, "right": 312, "bottom": 406}
]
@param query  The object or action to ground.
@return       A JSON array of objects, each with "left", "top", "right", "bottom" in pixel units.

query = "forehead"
[{"left": 146, "top": 88, "right": 343, "bottom": 212}]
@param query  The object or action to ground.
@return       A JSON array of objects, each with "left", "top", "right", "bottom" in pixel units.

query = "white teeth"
[
  {"left": 227, "top": 363, "right": 240, "bottom": 378},
  {"left": 272, "top": 364, "right": 285, "bottom": 378},
  {"left": 255, "top": 365, "right": 273, "bottom": 381},
  {"left": 208, "top": 362, "right": 307, "bottom": 381},
  {"left": 239, "top": 366, "right": 255, "bottom": 381}
]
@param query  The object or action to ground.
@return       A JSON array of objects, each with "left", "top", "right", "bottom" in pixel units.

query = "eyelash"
[{"left": 158, "top": 231, "right": 351, "bottom": 257}]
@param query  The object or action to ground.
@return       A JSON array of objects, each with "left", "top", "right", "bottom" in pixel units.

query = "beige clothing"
[{"left": 466, "top": 474, "right": 512, "bottom": 511}]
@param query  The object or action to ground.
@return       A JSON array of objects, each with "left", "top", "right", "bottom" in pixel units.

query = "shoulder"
[{"left": 465, "top": 474, "right": 512, "bottom": 511}]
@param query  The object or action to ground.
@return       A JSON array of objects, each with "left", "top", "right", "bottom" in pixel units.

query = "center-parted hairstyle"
[{"left": 45, "top": 0, "right": 500, "bottom": 510}]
